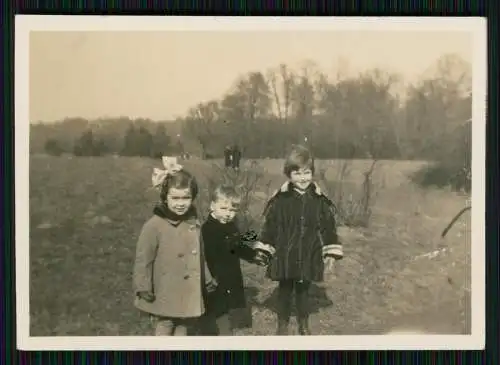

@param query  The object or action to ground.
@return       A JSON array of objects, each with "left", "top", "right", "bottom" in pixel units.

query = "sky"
[{"left": 29, "top": 30, "right": 472, "bottom": 122}]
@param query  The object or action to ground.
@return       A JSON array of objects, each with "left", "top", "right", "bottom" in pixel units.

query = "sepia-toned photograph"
[{"left": 15, "top": 16, "right": 486, "bottom": 350}]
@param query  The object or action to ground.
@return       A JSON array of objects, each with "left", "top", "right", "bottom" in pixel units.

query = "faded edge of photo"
[{"left": 14, "top": 15, "right": 487, "bottom": 351}]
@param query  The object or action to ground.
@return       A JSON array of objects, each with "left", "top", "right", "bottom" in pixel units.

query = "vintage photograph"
[{"left": 15, "top": 16, "right": 486, "bottom": 350}]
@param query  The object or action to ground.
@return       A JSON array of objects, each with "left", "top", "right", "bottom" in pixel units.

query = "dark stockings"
[{"left": 276, "top": 279, "right": 311, "bottom": 335}]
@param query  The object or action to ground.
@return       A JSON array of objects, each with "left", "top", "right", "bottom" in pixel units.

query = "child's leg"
[
  {"left": 295, "top": 280, "right": 312, "bottom": 335},
  {"left": 215, "top": 313, "right": 233, "bottom": 335},
  {"left": 154, "top": 317, "right": 175, "bottom": 336},
  {"left": 172, "top": 324, "right": 188, "bottom": 336},
  {"left": 198, "top": 313, "right": 218, "bottom": 335},
  {"left": 171, "top": 318, "right": 196, "bottom": 336},
  {"left": 276, "top": 279, "right": 294, "bottom": 335}
]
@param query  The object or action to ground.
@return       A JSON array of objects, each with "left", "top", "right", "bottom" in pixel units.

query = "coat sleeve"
[
  {"left": 201, "top": 224, "right": 218, "bottom": 281},
  {"left": 230, "top": 225, "right": 257, "bottom": 263},
  {"left": 199, "top": 228, "right": 215, "bottom": 285},
  {"left": 319, "top": 196, "right": 343, "bottom": 260},
  {"left": 133, "top": 220, "right": 159, "bottom": 294},
  {"left": 235, "top": 241, "right": 258, "bottom": 263},
  {"left": 257, "top": 196, "right": 279, "bottom": 256}
]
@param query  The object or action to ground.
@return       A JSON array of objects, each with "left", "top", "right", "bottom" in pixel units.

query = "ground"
[{"left": 28, "top": 156, "right": 471, "bottom": 336}]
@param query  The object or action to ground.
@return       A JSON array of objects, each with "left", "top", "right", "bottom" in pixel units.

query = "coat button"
[
  {"left": 226, "top": 289, "right": 231, "bottom": 294},
  {"left": 184, "top": 274, "right": 190, "bottom": 279},
  {"left": 191, "top": 249, "right": 197, "bottom": 255},
  {"left": 178, "top": 253, "right": 184, "bottom": 258}
]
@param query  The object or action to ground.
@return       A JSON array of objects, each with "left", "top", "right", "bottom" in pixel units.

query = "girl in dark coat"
[
  {"left": 258, "top": 145, "right": 343, "bottom": 335},
  {"left": 200, "top": 185, "right": 262, "bottom": 335}
]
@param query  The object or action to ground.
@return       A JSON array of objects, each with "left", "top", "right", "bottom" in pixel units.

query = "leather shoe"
[
  {"left": 276, "top": 320, "right": 289, "bottom": 335},
  {"left": 298, "top": 318, "right": 311, "bottom": 335}
]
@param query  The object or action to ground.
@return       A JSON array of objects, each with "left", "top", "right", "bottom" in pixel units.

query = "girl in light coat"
[{"left": 133, "top": 157, "right": 216, "bottom": 336}]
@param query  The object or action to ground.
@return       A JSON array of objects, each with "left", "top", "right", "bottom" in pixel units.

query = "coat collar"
[
  {"left": 276, "top": 181, "right": 324, "bottom": 196},
  {"left": 206, "top": 213, "right": 237, "bottom": 231},
  {"left": 163, "top": 216, "right": 201, "bottom": 228},
  {"left": 207, "top": 212, "right": 224, "bottom": 225},
  {"left": 153, "top": 202, "right": 200, "bottom": 228}
]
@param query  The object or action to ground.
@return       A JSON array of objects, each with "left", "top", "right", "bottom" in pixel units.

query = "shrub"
[
  {"left": 317, "top": 159, "right": 379, "bottom": 228},
  {"left": 44, "top": 138, "right": 64, "bottom": 156},
  {"left": 411, "top": 163, "right": 471, "bottom": 193},
  {"left": 73, "top": 129, "right": 108, "bottom": 157},
  {"left": 411, "top": 121, "right": 471, "bottom": 193},
  {"left": 194, "top": 158, "right": 380, "bottom": 231},
  {"left": 197, "top": 161, "right": 271, "bottom": 232}
]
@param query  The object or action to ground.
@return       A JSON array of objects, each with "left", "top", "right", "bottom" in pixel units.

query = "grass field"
[{"left": 29, "top": 155, "right": 471, "bottom": 336}]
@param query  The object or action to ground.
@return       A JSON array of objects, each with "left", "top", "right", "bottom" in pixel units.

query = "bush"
[
  {"left": 197, "top": 161, "right": 271, "bottom": 232},
  {"left": 73, "top": 129, "right": 108, "bottom": 157},
  {"left": 192, "top": 158, "right": 380, "bottom": 232},
  {"left": 411, "top": 163, "right": 471, "bottom": 193},
  {"left": 317, "top": 159, "right": 379, "bottom": 228},
  {"left": 411, "top": 121, "right": 471, "bottom": 193},
  {"left": 44, "top": 139, "right": 64, "bottom": 156}
]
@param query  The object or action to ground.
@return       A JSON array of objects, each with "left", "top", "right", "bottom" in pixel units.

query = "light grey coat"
[{"left": 133, "top": 215, "right": 213, "bottom": 318}]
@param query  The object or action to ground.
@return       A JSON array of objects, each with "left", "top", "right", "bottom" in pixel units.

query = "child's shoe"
[
  {"left": 298, "top": 316, "right": 311, "bottom": 335},
  {"left": 276, "top": 318, "right": 290, "bottom": 335}
]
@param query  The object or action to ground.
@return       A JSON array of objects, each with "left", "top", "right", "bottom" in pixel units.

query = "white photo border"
[{"left": 15, "top": 15, "right": 487, "bottom": 351}]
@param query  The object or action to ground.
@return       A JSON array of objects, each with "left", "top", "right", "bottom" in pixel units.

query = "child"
[
  {"left": 200, "top": 185, "right": 262, "bottom": 335},
  {"left": 133, "top": 158, "right": 216, "bottom": 336},
  {"left": 258, "top": 145, "right": 343, "bottom": 335}
]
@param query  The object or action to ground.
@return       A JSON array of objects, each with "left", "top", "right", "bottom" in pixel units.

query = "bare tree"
[
  {"left": 183, "top": 100, "right": 220, "bottom": 159},
  {"left": 219, "top": 71, "right": 272, "bottom": 155},
  {"left": 266, "top": 63, "right": 296, "bottom": 124}
]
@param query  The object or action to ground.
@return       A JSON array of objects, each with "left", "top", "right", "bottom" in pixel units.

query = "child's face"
[
  {"left": 166, "top": 187, "right": 193, "bottom": 216},
  {"left": 210, "top": 197, "right": 239, "bottom": 224},
  {"left": 289, "top": 167, "right": 313, "bottom": 191}
]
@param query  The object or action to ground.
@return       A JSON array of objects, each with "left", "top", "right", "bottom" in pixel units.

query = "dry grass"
[{"left": 29, "top": 156, "right": 471, "bottom": 336}]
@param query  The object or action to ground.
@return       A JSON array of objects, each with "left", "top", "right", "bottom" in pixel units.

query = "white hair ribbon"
[{"left": 151, "top": 156, "right": 183, "bottom": 189}]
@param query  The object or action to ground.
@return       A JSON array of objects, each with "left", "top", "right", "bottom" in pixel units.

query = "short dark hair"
[
  {"left": 160, "top": 169, "right": 199, "bottom": 201},
  {"left": 283, "top": 144, "right": 315, "bottom": 177}
]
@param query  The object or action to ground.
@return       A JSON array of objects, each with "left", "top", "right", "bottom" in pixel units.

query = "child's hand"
[
  {"left": 137, "top": 291, "right": 156, "bottom": 303},
  {"left": 324, "top": 256, "right": 336, "bottom": 273},
  {"left": 253, "top": 250, "right": 271, "bottom": 266},
  {"left": 251, "top": 242, "right": 275, "bottom": 267},
  {"left": 206, "top": 278, "right": 218, "bottom": 293}
]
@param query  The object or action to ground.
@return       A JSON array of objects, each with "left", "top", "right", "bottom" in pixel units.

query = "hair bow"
[{"left": 151, "top": 156, "right": 183, "bottom": 189}]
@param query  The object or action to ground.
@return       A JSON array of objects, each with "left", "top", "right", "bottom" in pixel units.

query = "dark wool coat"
[
  {"left": 260, "top": 182, "right": 343, "bottom": 282},
  {"left": 201, "top": 215, "right": 256, "bottom": 318},
  {"left": 133, "top": 211, "right": 213, "bottom": 318}
]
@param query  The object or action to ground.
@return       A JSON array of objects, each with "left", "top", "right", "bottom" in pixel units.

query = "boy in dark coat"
[
  {"left": 199, "top": 185, "right": 263, "bottom": 335},
  {"left": 258, "top": 145, "right": 343, "bottom": 335}
]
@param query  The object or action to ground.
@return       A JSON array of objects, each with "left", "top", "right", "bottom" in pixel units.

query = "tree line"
[
  {"left": 32, "top": 53, "right": 471, "bottom": 165},
  {"left": 37, "top": 118, "right": 183, "bottom": 158}
]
